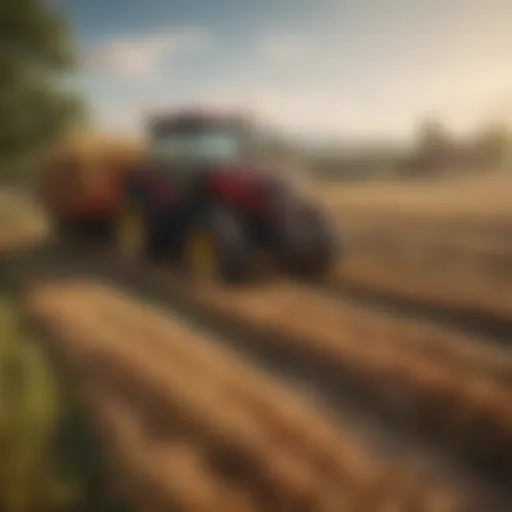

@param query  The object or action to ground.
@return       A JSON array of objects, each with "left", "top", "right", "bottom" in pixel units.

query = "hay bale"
[{"left": 36, "top": 132, "right": 147, "bottom": 214}]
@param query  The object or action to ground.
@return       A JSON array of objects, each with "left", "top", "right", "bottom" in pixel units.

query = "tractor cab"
[
  {"left": 147, "top": 111, "right": 256, "bottom": 181},
  {"left": 146, "top": 109, "right": 310, "bottom": 199},
  {"left": 147, "top": 111, "right": 266, "bottom": 205}
]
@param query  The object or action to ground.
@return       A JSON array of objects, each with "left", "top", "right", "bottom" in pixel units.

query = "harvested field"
[
  {"left": 318, "top": 173, "right": 512, "bottom": 328},
  {"left": 81, "top": 260, "right": 512, "bottom": 489},
  {"left": 321, "top": 173, "right": 512, "bottom": 220},
  {"left": 25, "top": 279, "right": 498, "bottom": 511},
  {"left": 2, "top": 177, "right": 512, "bottom": 511}
]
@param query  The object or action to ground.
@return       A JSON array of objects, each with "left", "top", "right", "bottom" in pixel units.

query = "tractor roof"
[{"left": 148, "top": 108, "right": 251, "bottom": 133}]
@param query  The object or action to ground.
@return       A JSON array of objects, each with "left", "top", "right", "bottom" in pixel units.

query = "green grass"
[{"left": 0, "top": 256, "right": 128, "bottom": 512}]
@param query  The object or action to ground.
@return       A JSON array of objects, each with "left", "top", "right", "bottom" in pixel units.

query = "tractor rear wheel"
[{"left": 183, "top": 207, "right": 254, "bottom": 284}]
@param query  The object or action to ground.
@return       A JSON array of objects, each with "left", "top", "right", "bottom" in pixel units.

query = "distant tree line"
[
  {"left": 302, "top": 117, "right": 511, "bottom": 181},
  {"left": 405, "top": 117, "right": 510, "bottom": 175}
]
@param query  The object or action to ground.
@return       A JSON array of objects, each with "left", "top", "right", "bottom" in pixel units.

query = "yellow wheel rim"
[
  {"left": 116, "top": 207, "right": 145, "bottom": 261},
  {"left": 186, "top": 230, "right": 219, "bottom": 280}
]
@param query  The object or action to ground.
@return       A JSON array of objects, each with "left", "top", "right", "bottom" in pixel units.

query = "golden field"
[
  {"left": 318, "top": 172, "right": 512, "bottom": 321},
  {"left": 2, "top": 142, "right": 512, "bottom": 511}
]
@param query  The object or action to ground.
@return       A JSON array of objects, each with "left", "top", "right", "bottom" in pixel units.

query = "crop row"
[
  {"left": 177, "top": 278, "right": 512, "bottom": 480},
  {"left": 24, "top": 279, "right": 486, "bottom": 511}
]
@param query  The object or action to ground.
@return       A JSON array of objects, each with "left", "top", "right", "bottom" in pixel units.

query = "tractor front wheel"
[{"left": 183, "top": 208, "right": 254, "bottom": 284}]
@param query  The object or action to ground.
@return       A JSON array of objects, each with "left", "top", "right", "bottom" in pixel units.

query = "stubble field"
[{"left": 1, "top": 171, "right": 511, "bottom": 511}]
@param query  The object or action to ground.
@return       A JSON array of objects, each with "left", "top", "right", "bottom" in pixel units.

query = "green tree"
[
  {"left": 0, "top": 0, "right": 85, "bottom": 172},
  {"left": 473, "top": 121, "right": 510, "bottom": 168},
  {"left": 411, "top": 116, "right": 454, "bottom": 172},
  {"left": 416, "top": 117, "right": 451, "bottom": 154}
]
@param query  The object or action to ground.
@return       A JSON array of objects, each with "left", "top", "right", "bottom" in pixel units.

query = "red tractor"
[{"left": 41, "top": 110, "right": 340, "bottom": 283}]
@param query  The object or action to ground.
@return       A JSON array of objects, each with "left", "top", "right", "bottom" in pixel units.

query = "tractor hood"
[
  {"left": 211, "top": 162, "right": 284, "bottom": 185},
  {"left": 208, "top": 163, "right": 292, "bottom": 206},
  {"left": 210, "top": 160, "right": 312, "bottom": 196}
]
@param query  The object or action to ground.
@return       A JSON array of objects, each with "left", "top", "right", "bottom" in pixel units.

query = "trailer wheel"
[
  {"left": 184, "top": 207, "right": 253, "bottom": 284},
  {"left": 114, "top": 203, "right": 149, "bottom": 263}
]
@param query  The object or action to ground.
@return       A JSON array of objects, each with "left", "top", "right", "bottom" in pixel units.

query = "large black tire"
[
  {"left": 279, "top": 204, "right": 339, "bottom": 279},
  {"left": 183, "top": 207, "right": 254, "bottom": 284}
]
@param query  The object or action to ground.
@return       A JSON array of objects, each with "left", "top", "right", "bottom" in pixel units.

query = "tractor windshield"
[{"left": 151, "top": 126, "right": 244, "bottom": 165}]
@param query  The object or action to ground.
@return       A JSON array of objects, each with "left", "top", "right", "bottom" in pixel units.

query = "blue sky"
[{"left": 55, "top": 0, "right": 512, "bottom": 141}]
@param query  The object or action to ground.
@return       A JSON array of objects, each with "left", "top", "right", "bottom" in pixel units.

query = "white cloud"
[{"left": 86, "top": 27, "right": 211, "bottom": 78}]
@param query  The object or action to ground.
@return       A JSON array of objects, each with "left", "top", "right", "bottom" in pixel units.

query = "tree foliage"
[
  {"left": 472, "top": 121, "right": 509, "bottom": 167},
  {"left": 0, "top": 0, "right": 85, "bottom": 169},
  {"left": 415, "top": 117, "right": 453, "bottom": 161}
]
